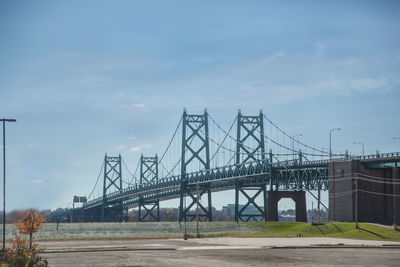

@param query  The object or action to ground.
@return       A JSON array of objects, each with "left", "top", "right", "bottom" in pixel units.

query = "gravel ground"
[
  {"left": 40, "top": 237, "right": 400, "bottom": 266},
  {"left": 43, "top": 247, "right": 400, "bottom": 266}
]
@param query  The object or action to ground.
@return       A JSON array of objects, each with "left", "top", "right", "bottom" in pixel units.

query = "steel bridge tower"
[
  {"left": 235, "top": 110, "right": 268, "bottom": 222},
  {"left": 101, "top": 154, "right": 123, "bottom": 222},
  {"left": 138, "top": 154, "right": 160, "bottom": 221},
  {"left": 179, "top": 109, "right": 212, "bottom": 222}
]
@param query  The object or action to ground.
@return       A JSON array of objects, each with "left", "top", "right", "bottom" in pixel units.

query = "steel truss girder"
[
  {"left": 181, "top": 183, "right": 212, "bottom": 222},
  {"left": 102, "top": 154, "right": 123, "bottom": 222},
  {"left": 140, "top": 155, "right": 158, "bottom": 183},
  {"left": 272, "top": 167, "right": 328, "bottom": 191},
  {"left": 234, "top": 111, "right": 267, "bottom": 222},
  {"left": 138, "top": 199, "right": 160, "bottom": 221},
  {"left": 180, "top": 109, "right": 211, "bottom": 222},
  {"left": 84, "top": 161, "right": 328, "bottom": 212},
  {"left": 138, "top": 154, "right": 160, "bottom": 221},
  {"left": 236, "top": 110, "right": 265, "bottom": 164},
  {"left": 235, "top": 184, "right": 267, "bottom": 222}
]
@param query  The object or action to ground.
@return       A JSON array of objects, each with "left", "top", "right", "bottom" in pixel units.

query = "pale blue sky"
[{"left": 0, "top": 0, "right": 399, "bottom": 210}]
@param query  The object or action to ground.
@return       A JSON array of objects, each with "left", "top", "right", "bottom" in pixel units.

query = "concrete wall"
[
  {"left": 357, "top": 166, "right": 393, "bottom": 225},
  {"left": 328, "top": 160, "right": 359, "bottom": 222},
  {"left": 329, "top": 160, "right": 399, "bottom": 225},
  {"left": 393, "top": 167, "right": 400, "bottom": 225}
]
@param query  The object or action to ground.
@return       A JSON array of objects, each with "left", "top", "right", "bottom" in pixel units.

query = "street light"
[
  {"left": 1, "top": 118, "right": 16, "bottom": 251},
  {"left": 353, "top": 142, "right": 365, "bottom": 156},
  {"left": 329, "top": 128, "right": 341, "bottom": 160},
  {"left": 292, "top": 134, "right": 303, "bottom": 161}
]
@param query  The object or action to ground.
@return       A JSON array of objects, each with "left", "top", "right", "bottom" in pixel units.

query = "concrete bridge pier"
[{"left": 267, "top": 191, "right": 307, "bottom": 222}]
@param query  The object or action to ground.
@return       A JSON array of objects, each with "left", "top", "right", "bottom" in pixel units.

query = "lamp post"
[
  {"left": 395, "top": 138, "right": 400, "bottom": 167},
  {"left": 353, "top": 142, "right": 365, "bottom": 156},
  {"left": 292, "top": 134, "right": 302, "bottom": 161},
  {"left": 329, "top": 128, "right": 341, "bottom": 160},
  {"left": 1, "top": 118, "right": 16, "bottom": 251}
]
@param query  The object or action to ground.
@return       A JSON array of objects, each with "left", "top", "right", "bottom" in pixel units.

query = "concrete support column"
[
  {"left": 393, "top": 167, "right": 400, "bottom": 226},
  {"left": 294, "top": 191, "right": 307, "bottom": 222},
  {"left": 267, "top": 191, "right": 307, "bottom": 222},
  {"left": 267, "top": 191, "right": 279, "bottom": 221}
]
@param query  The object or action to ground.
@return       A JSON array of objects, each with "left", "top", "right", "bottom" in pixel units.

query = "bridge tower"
[
  {"left": 180, "top": 109, "right": 212, "bottom": 222},
  {"left": 235, "top": 110, "right": 268, "bottom": 222},
  {"left": 101, "top": 154, "right": 123, "bottom": 222},
  {"left": 138, "top": 154, "right": 160, "bottom": 221}
]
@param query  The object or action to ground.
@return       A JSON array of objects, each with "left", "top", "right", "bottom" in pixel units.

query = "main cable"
[
  {"left": 87, "top": 161, "right": 104, "bottom": 200},
  {"left": 158, "top": 116, "right": 183, "bottom": 164}
]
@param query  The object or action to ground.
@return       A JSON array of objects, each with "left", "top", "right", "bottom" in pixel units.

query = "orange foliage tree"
[{"left": 15, "top": 209, "right": 45, "bottom": 248}]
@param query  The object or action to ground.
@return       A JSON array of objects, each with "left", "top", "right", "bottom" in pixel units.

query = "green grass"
[
  {"left": 3, "top": 222, "right": 400, "bottom": 242},
  {"left": 234, "top": 222, "right": 400, "bottom": 241}
]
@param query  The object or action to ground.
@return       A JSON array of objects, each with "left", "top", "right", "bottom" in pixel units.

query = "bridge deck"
[{"left": 82, "top": 153, "right": 400, "bottom": 211}]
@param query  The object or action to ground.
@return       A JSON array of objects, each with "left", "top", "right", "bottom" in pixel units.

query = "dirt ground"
[{"left": 40, "top": 238, "right": 400, "bottom": 266}]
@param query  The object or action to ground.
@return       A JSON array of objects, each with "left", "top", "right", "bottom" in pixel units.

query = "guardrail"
[{"left": 83, "top": 152, "right": 400, "bottom": 209}]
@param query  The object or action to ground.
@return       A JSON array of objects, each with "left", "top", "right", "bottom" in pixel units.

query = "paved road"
[{"left": 40, "top": 238, "right": 400, "bottom": 266}]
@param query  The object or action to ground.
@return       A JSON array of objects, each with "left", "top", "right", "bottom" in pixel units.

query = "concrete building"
[{"left": 329, "top": 160, "right": 400, "bottom": 225}]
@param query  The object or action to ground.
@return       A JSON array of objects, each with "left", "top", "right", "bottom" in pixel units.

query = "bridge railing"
[
  {"left": 350, "top": 152, "right": 400, "bottom": 161},
  {"left": 83, "top": 158, "right": 323, "bottom": 208},
  {"left": 83, "top": 152, "right": 400, "bottom": 209}
]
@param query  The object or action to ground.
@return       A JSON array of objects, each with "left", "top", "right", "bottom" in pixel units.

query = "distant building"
[
  {"left": 221, "top": 204, "right": 296, "bottom": 222},
  {"left": 222, "top": 204, "right": 264, "bottom": 221}
]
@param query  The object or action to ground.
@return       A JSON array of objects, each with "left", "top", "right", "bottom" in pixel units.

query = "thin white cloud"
[
  {"left": 129, "top": 146, "right": 141, "bottom": 152},
  {"left": 129, "top": 143, "right": 153, "bottom": 152},
  {"left": 351, "top": 77, "right": 390, "bottom": 92},
  {"left": 262, "top": 51, "right": 286, "bottom": 62},
  {"left": 115, "top": 145, "right": 126, "bottom": 150}
]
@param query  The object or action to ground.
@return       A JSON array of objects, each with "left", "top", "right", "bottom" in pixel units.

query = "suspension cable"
[
  {"left": 158, "top": 116, "right": 183, "bottom": 164},
  {"left": 263, "top": 114, "right": 334, "bottom": 155},
  {"left": 208, "top": 114, "right": 261, "bottom": 154},
  {"left": 87, "top": 161, "right": 104, "bottom": 200},
  {"left": 121, "top": 158, "right": 140, "bottom": 185},
  {"left": 209, "top": 115, "right": 237, "bottom": 163}
]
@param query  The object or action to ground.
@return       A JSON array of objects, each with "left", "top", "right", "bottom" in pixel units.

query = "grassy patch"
[
  {"left": 238, "top": 222, "right": 400, "bottom": 241},
  {"left": 3, "top": 222, "right": 399, "bottom": 242}
]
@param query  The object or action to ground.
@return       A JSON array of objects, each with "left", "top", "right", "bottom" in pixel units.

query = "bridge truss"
[{"left": 76, "top": 109, "right": 400, "bottom": 222}]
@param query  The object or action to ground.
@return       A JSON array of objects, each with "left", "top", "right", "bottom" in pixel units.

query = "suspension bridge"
[{"left": 72, "top": 109, "right": 400, "bottom": 224}]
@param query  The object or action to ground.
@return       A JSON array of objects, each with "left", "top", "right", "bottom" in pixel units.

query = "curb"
[
  {"left": 270, "top": 245, "right": 400, "bottom": 249},
  {"left": 42, "top": 246, "right": 176, "bottom": 253}
]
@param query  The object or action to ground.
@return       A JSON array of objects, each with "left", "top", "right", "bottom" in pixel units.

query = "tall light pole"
[
  {"left": 292, "top": 134, "right": 302, "bottom": 161},
  {"left": 1, "top": 118, "right": 16, "bottom": 251},
  {"left": 395, "top": 138, "right": 400, "bottom": 167},
  {"left": 353, "top": 142, "right": 365, "bottom": 156},
  {"left": 329, "top": 128, "right": 341, "bottom": 160}
]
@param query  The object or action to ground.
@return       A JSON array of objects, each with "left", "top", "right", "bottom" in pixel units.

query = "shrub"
[{"left": 1, "top": 234, "right": 43, "bottom": 267}]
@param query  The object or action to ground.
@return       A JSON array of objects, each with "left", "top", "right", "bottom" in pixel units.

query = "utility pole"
[
  {"left": 292, "top": 134, "right": 302, "bottom": 162},
  {"left": 1, "top": 118, "right": 16, "bottom": 252},
  {"left": 353, "top": 142, "right": 365, "bottom": 156},
  {"left": 318, "top": 182, "right": 321, "bottom": 223},
  {"left": 355, "top": 175, "right": 359, "bottom": 229},
  {"left": 329, "top": 128, "right": 341, "bottom": 160},
  {"left": 196, "top": 183, "right": 200, "bottom": 238},
  {"left": 184, "top": 191, "right": 187, "bottom": 240}
]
